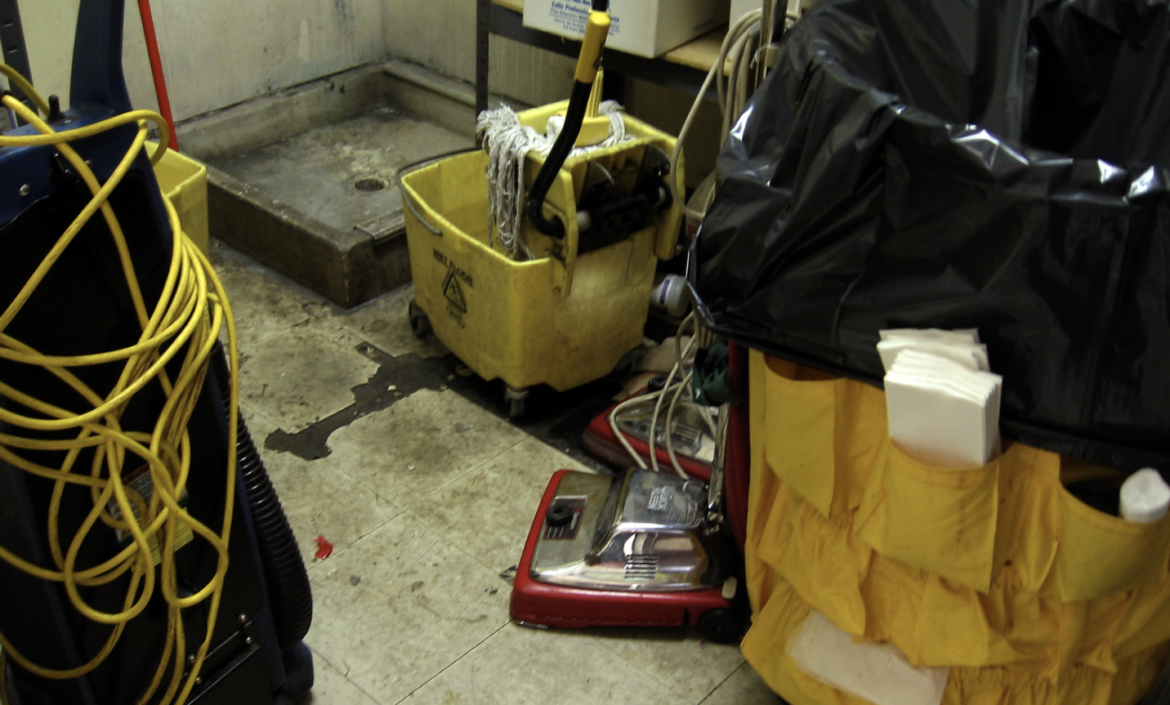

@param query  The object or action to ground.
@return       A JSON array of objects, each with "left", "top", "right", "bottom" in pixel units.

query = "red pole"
[{"left": 137, "top": 0, "right": 180, "bottom": 152}]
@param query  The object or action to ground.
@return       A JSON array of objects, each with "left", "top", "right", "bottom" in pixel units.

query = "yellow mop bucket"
[
  {"left": 399, "top": 1, "right": 681, "bottom": 416},
  {"left": 398, "top": 106, "right": 682, "bottom": 416}
]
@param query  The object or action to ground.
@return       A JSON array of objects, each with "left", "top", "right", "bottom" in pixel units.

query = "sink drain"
[{"left": 353, "top": 177, "right": 388, "bottom": 192}]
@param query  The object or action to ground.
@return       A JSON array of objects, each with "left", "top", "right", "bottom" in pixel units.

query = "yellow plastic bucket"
[
  {"left": 399, "top": 104, "right": 682, "bottom": 394},
  {"left": 150, "top": 144, "right": 209, "bottom": 256}
]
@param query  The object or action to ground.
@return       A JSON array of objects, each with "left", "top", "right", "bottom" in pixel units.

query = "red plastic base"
[
  {"left": 509, "top": 470, "right": 732, "bottom": 630},
  {"left": 581, "top": 396, "right": 712, "bottom": 482}
]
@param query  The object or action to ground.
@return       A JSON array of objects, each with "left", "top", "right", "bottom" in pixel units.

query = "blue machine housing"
[{"left": 0, "top": 2, "right": 313, "bottom": 703}]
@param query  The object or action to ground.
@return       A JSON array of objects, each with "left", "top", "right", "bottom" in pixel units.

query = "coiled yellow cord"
[{"left": 0, "top": 63, "right": 238, "bottom": 705}]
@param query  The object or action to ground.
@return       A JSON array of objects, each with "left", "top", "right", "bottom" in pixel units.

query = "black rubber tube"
[
  {"left": 211, "top": 344, "right": 313, "bottom": 648},
  {"left": 525, "top": 79, "right": 595, "bottom": 239}
]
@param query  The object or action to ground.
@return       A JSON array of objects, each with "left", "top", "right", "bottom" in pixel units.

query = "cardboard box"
[
  {"left": 523, "top": 0, "right": 730, "bottom": 59},
  {"left": 730, "top": 0, "right": 760, "bottom": 22}
]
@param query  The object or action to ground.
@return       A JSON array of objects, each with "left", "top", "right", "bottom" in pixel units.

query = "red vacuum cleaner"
[{"left": 511, "top": 409, "right": 741, "bottom": 643}]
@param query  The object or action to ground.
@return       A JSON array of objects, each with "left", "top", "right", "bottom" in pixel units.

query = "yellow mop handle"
[{"left": 574, "top": 11, "right": 611, "bottom": 85}]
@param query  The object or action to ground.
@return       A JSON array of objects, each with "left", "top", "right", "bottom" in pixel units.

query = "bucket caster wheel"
[
  {"left": 697, "top": 608, "right": 742, "bottom": 645},
  {"left": 408, "top": 299, "right": 431, "bottom": 338},
  {"left": 504, "top": 385, "right": 529, "bottom": 419}
]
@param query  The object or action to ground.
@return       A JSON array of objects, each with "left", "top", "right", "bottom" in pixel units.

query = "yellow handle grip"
[{"left": 574, "top": 11, "right": 611, "bottom": 84}]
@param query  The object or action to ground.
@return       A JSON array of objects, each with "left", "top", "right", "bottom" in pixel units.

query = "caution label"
[
  {"left": 433, "top": 249, "right": 472, "bottom": 326},
  {"left": 432, "top": 249, "right": 474, "bottom": 288},
  {"left": 443, "top": 270, "right": 467, "bottom": 313}
]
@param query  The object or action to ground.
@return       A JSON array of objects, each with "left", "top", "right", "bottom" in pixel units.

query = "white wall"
[
  {"left": 383, "top": 0, "right": 574, "bottom": 107},
  {"left": 14, "top": 0, "right": 716, "bottom": 179},
  {"left": 20, "top": 0, "right": 387, "bottom": 122}
]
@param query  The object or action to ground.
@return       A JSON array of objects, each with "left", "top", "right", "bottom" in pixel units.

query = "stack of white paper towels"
[{"left": 879, "top": 329, "right": 1003, "bottom": 468}]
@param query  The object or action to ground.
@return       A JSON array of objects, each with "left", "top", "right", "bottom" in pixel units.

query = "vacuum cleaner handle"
[
  {"left": 708, "top": 404, "right": 729, "bottom": 523},
  {"left": 71, "top": 0, "right": 133, "bottom": 113},
  {"left": 525, "top": 0, "right": 610, "bottom": 239}
]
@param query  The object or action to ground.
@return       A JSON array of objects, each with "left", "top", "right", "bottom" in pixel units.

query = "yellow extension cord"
[{"left": 0, "top": 63, "right": 238, "bottom": 705}]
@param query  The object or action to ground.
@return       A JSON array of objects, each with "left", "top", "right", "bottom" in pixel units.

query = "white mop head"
[{"left": 476, "top": 101, "right": 630, "bottom": 259}]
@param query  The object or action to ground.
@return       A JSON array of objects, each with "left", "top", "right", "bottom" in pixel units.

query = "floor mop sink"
[{"left": 193, "top": 63, "right": 475, "bottom": 308}]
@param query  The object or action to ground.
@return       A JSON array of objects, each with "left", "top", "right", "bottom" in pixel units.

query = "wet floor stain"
[{"left": 264, "top": 338, "right": 621, "bottom": 471}]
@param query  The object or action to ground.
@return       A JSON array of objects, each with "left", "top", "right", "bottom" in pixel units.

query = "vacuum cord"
[
  {"left": 0, "top": 63, "right": 239, "bottom": 705},
  {"left": 608, "top": 313, "right": 719, "bottom": 479},
  {"left": 669, "top": 8, "right": 766, "bottom": 224}
]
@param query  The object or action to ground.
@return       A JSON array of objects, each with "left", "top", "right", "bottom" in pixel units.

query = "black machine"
[{"left": 0, "top": 1, "right": 312, "bottom": 703}]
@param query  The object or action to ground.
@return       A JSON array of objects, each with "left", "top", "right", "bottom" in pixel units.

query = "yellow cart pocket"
[
  {"left": 857, "top": 438, "right": 999, "bottom": 592},
  {"left": 762, "top": 357, "right": 840, "bottom": 516},
  {"left": 1053, "top": 487, "right": 1170, "bottom": 602}
]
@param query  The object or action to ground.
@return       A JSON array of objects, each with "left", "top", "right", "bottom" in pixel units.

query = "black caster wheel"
[
  {"left": 504, "top": 386, "right": 528, "bottom": 419},
  {"left": 278, "top": 642, "right": 315, "bottom": 702},
  {"left": 408, "top": 299, "right": 431, "bottom": 338},
  {"left": 697, "top": 608, "right": 743, "bottom": 644}
]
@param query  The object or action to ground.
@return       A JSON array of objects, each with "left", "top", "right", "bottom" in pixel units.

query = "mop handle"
[
  {"left": 574, "top": 8, "right": 609, "bottom": 85},
  {"left": 525, "top": 3, "right": 610, "bottom": 239}
]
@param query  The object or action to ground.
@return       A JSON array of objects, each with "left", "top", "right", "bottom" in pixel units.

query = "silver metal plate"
[{"left": 530, "top": 470, "right": 715, "bottom": 592}]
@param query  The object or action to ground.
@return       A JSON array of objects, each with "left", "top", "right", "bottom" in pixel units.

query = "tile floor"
[{"left": 211, "top": 241, "right": 778, "bottom": 704}]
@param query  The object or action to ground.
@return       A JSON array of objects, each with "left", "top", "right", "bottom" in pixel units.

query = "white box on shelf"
[
  {"left": 523, "top": 0, "right": 730, "bottom": 59},
  {"left": 730, "top": 0, "right": 761, "bottom": 22}
]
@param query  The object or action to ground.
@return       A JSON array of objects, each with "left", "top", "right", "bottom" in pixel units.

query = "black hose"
[
  {"left": 211, "top": 344, "right": 313, "bottom": 648},
  {"left": 525, "top": 79, "right": 595, "bottom": 238},
  {"left": 592, "top": 0, "right": 608, "bottom": 10}
]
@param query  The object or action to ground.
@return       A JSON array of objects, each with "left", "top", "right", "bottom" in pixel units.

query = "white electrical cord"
[
  {"left": 476, "top": 101, "right": 631, "bottom": 260},
  {"left": 607, "top": 314, "right": 721, "bottom": 479},
  {"left": 670, "top": 9, "right": 766, "bottom": 224}
]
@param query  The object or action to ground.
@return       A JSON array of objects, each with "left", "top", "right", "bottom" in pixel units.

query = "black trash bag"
[{"left": 690, "top": 0, "right": 1170, "bottom": 471}]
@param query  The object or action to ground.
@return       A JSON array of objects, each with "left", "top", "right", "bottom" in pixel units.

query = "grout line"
[
  {"left": 306, "top": 644, "right": 384, "bottom": 704},
  {"left": 587, "top": 632, "right": 740, "bottom": 704},
  {"left": 695, "top": 660, "right": 747, "bottom": 705},
  {"left": 391, "top": 621, "right": 511, "bottom": 704},
  {"left": 302, "top": 499, "right": 412, "bottom": 575}
]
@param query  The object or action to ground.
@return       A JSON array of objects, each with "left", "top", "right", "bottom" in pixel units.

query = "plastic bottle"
[
  {"left": 650, "top": 273, "right": 690, "bottom": 318},
  {"left": 1120, "top": 468, "right": 1170, "bottom": 523}
]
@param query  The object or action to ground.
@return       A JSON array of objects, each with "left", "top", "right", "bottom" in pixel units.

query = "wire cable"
[
  {"left": 0, "top": 63, "right": 237, "bottom": 705},
  {"left": 607, "top": 314, "right": 708, "bottom": 479},
  {"left": 669, "top": 9, "right": 765, "bottom": 225}
]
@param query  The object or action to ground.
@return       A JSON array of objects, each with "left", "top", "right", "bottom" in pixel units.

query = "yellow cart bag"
[
  {"left": 742, "top": 350, "right": 1170, "bottom": 705},
  {"left": 399, "top": 104, "right": 682, "bottom": 406}
]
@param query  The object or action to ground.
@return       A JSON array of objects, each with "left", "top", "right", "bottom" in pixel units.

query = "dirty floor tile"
[
  {"left": 699, "top": 661, "right": 780, "bottom": 704},
  {"left": 210, "top": 240, "right": 333, "bottom": 351},
  {"left": 322, "top": 388, "right": 528, "bottom": 509},
  {"left": 399, "top": 623, "right": 689, "bottom": 705},
  {"left": 333, "top": 283, "right": 449, "bottom": 360},
  {"left": 587, "top": 627, "right": 748, "bottom": 703},
  {"left": 303, "top": 650, "right": 381, "bottom": 705},
  {"left": 241, "top": 405, "right": 401, "bottom": 564},
  {"left": 305, "top": 516, "right": 512, "bottom": 704},
  {"left": 407, "top": 435, "right": 597, "bottom": 576},
  {"left": 238, "top": 324, "right": 379, "bottom": 433}
]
